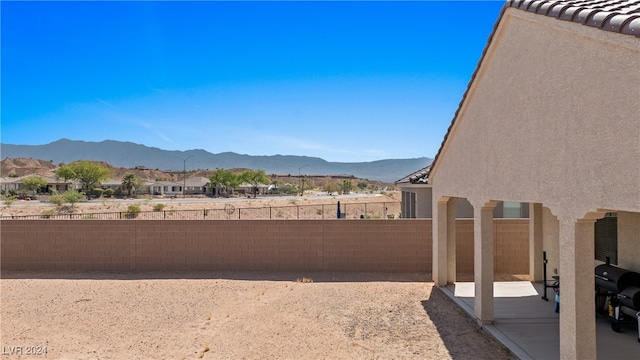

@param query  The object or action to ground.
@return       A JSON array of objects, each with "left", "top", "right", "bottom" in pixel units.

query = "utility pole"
[{"left": 176, "top": 155, "right": 194, "bottom": 198}]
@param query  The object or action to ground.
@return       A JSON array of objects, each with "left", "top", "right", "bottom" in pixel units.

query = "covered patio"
[
  {"left": 441, "top": 281, "right": 639, "bottom": 360},
  {"left": 426, "top": 1, "right": 640, "bottom": 358}
]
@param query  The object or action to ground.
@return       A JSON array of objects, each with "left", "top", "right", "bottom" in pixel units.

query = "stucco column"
[
  {"left": 474, "top": 204, "right": 495, "bottom": 325},
  {"left": 446, "top": 198, "right": 457, "bottom": 284},
  {"left": 529, "top": 203, "right": 543, "bottom": 282},
  {"left": 433, "top": 198, "right": 451, "bottom": 286},
  {"left": 558, "top": 217, "right": 596, "bottom": 360}
]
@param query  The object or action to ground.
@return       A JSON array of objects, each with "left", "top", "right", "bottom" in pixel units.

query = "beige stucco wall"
[
  {"left": 542, "top": 206, "right": 560, "bottom": 277},
  {"left": 430, "top": 9, "right": 640, "bottom": 220},
  {"left": 428, "top": 8, "right": 639, "bottom": 358},
  {"left": 400, "top": 186, "right": 433, "bottom": 218}
]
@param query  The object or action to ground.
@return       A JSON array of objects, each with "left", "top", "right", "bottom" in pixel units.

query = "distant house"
[
  {"left": 0, "top": 175, "right": 75, "bottom": 194},
  {"left": 183, "top": 177, "right": 211, "bottom": 195},
  {"left": 395, "top": 166, "right": 528, "bottom": 218},
  {"left": 150, "top": 181, "right": 183, "bottom": 196},
  {"left": 236, "top": 182, "right": 269, "bottom": 196},
  {"left": 101, "top": 179, "right": 153, "bottom": 196},
  {"left": 425, "top": 1, "right": 639, "bottom": 359}
]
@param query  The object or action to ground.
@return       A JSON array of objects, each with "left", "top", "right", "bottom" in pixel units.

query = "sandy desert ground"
[
  {"left": 1, "top": 191, "right": 515, "bottom": 359},
  {"left": 0, "top": 191, "right": 402, "bottom": 219},
  {"left": 1, "top": 271, "right": 515, "bottom": 360}
]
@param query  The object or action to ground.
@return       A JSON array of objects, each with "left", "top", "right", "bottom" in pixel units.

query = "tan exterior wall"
[
  {"left": 427, "top": 10, "right": 639, "bottom": 357},
  {"left": 455, "top": 219, "right": 530, "bottom": 275},
  {"left": 1, "top": 219, "right": 529, "bottom": 274},
  {"left": 401, "top": 187, "right": 433, "bottom": 218},
  {"left": 542, "top": 206, "right": 560, "bottom": 277},
  {"left": 430, "top": 9, "right": 640, "bottom": 219}
]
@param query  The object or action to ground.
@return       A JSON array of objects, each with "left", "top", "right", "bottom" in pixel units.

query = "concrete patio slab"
[{"left": 441, "top": 281, "right": 639, "bottom": 360}]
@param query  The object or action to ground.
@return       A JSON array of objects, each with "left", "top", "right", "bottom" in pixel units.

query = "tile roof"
[
  {"left": 395, "top": 166, "right": 431, "bottom": 185},
  {"left": 429, "top": 0, "right": 639, "bottom": 180},
  {"left": 508, "top": 0, "right": 640, "bottom": 36}
]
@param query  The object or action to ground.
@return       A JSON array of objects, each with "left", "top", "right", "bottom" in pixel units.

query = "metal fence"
[{"left": 0, "top": 201, "right": 401, "bottom": 220}]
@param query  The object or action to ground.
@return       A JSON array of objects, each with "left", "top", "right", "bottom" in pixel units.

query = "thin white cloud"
[{"left": 253, "top": 133, "right": 388, "bottom": 161}]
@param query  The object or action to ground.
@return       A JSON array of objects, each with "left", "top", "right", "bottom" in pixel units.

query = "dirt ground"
[
  {"left": 1, "top": 192, "right": 517, "bottom": 359},
  {"left": 0, "top": 191, "right": 402, "bottom": 219},
  {"left": 0, "top": 272, "right": 515, "bottom": 360}
]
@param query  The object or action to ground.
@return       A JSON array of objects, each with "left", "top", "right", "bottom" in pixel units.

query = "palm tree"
[{"left": 121, "top": 173, "right": 136, "bottom": 197}]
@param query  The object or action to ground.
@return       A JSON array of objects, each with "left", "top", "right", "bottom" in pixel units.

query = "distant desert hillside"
[
  {"left": 1, "top": 157, "right": 200, "bottom": 182},
  {"left": 1, "top": 158, "right": 57, "bottom": 177},
  {"left": 0, "top": 158, "right": 394, "bottom": 188},
  {"left": 1, "top": 139, "right": 432, "bottom": 182}
]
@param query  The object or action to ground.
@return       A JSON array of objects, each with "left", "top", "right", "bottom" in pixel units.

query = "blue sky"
[{"left": 2, "top": 1, "right": 504, "bottom": 163}]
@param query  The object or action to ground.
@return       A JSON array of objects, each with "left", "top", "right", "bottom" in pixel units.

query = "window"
[
  {"left": 594, "top": 213, "right": 617, "bottom": 264},
  {"left": 502, "top": 201, "right": 522, "bottom": 218}
]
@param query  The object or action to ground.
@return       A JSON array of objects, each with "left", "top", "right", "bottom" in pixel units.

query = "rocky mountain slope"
[{"left": 1, "top": 139, "right": 431, "bottom": 182}]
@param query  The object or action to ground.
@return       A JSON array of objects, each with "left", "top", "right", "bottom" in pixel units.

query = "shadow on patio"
[
  {"left": 421, "top": 287, "right": 516, "bottom": 359},
  {"left": 440, "top": 281, "right": 639, "bottom": 360}
]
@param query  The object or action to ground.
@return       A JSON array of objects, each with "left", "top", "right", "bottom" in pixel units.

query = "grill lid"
[
  {"left": 619, "top": 286, "right": 640, "bottom": 310},
  {"left": 594, "top": 264, "right": 640, "bottom": 293}
]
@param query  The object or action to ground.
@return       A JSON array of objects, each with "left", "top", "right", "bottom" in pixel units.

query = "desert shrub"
[
  {"left": 153, "top": 203, "right": 165, "bottom": 211},
  {"left": 316, "top": 208, "right": 323, "bottom": 215},
  {"left": 48, "top": 194, "right": 65, "bottom": 206},
  {"left": 41, "top": 209, "right": 56, "bottom": 218},
  {"left": 124, "top": 204, "right": 141, "bottom": 219},
  {"left": 62, "top": 190, "right": 86, "bottom": 206},
  {"left": 92, "top": 188, "right": 104, "bottom": 198},
  {"left": 2, "top": 195, "right": 17, "bottom": 206},
  {"left": 103, "top": 188, "right": 114, "bottom": 197}
]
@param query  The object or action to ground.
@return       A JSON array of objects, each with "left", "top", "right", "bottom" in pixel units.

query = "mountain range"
[{"left": 0, "top": 139, "right": 431, "bottom": 183}]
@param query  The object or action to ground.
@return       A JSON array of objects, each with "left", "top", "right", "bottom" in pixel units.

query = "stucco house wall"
[
  {"left": 431, "top": 10, "right": 640, "bottom": 217},
  {"left": 428, "top": 4, "right": 639, "bottom": 359}
]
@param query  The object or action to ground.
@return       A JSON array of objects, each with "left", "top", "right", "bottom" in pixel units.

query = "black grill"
[
  {"left": 594, "top": 264, "right": 640, "bottom": 336},
  {"left": 595, "top": 264, "right": 640, "bottom": 293},
  {"left": 619, "top": 286, "right": 640, "bottom": 311}
]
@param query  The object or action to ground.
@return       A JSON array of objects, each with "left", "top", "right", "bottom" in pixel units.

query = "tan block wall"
[
  {"left": 456, "top": 219, "right": 530, "bottom": 275},
  {"left": 1, "top": 219, "right": 528, "bottom": 274}
]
